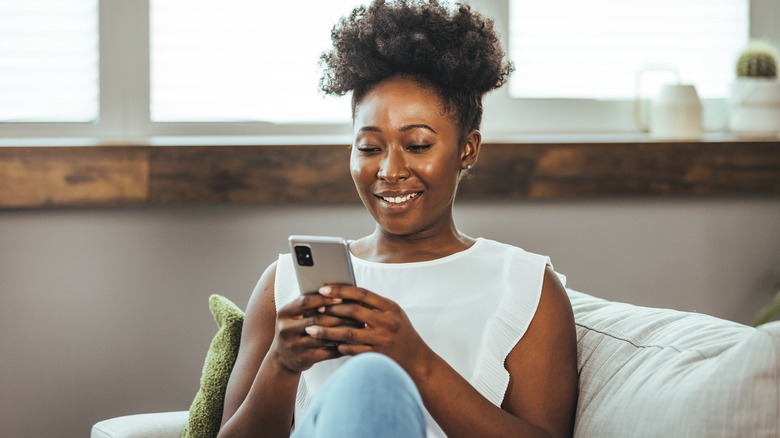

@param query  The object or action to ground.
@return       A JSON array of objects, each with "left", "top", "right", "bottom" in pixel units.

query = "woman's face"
[{"left": 350, "top": 76, "right": 479, "bottom": 239}]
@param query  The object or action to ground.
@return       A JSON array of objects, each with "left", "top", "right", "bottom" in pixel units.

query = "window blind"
[
  {"left": 150, "top": 0, "right": 360, "bottom": 123},
  {"left": 508, "top": 0, "right": 749, "bottom": 99},
  {"left": 0, "top": 0, "right": 98, "bottom": 122}
]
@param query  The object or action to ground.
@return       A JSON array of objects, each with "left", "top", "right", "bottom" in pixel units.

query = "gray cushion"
[
  {"left": 91, "top": 411, "right": 188, "bottom": 438},
  {"left": 568, "top": 289, "right": 780, "bottom": 437}
]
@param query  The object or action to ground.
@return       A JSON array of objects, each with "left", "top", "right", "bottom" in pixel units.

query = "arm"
[
  {"left": 413, "top": 266, "right": 577, "bottom": 438},
  {"left": 501, "top": 267, "right": 578, "bottom": 436},
  {"left": 309, "top": 266, "right": 578, "bottom": 438},
  {"left": 218, "top": 262, "right": 298, "bottom": 438},
  {"left": 218, "top": 261, "right": 351, "bottom": 437}
]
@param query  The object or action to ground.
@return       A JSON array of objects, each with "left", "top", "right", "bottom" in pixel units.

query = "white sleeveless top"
[{"left": 273, "top": 237, "right": 565, "bottom": 437}]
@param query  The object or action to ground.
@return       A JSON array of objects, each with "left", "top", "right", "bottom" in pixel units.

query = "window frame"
[{"left": 0, "top": 0, "right": 776, "bottom": 142}]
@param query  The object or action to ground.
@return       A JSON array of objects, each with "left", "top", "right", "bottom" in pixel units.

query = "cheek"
[
  {"left": 415, "top": 159, "right": 458, "bottom": 186},
  {"left": 418, "top": 162, "right": 437, "bottom": 178},
  {"left": 349, "top": 154, "right": 371, "bottom": 186}
]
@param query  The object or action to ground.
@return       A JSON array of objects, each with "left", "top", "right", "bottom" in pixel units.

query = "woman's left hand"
[{"left": 303, "top": 285, "right": 430, "bottom": 373}]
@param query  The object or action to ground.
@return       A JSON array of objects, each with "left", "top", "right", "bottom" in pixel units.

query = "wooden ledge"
[{"left": 1, "top": 140, "right": 779, "bottom": 209}]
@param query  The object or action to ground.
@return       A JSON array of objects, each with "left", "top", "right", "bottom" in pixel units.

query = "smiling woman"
[{"left": 217, "top": 1, "right": 578, "bottom": 438}]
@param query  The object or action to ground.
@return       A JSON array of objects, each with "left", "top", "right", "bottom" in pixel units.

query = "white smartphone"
[{"left": 288, "top": 235, "right": 356, "bottom": 294}]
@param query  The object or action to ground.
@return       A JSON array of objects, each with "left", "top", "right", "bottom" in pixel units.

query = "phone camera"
[{"left": 294, "top": 245, "right": 314, "bottom": 267}]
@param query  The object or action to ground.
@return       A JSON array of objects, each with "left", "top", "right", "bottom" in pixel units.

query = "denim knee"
[
  {"left": 295, "top": 353, "right": 427, "bottom": 438},
  {"left": 327, "top": 353, "right": 423, "bottom": 406},
  {"left": 339, "top": 352, "right": 412, "bottom": 386}
]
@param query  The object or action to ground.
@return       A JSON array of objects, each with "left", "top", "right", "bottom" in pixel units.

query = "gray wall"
[{"left": 1, "top": 198, "right": 779, "bottom": 437}]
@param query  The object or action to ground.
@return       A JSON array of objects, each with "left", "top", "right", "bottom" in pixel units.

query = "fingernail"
[
  {"left": 319, "top": 286, "right": 332, "bottom": 295},
  {"left": 317, "top": 306, "right": 326, "bottom": 313},
  {"left": 305, "top": 326, "right": 319, "bottom": 336},
  {"left": 331, "top": 298, "right": 343, "bottom": 304}
]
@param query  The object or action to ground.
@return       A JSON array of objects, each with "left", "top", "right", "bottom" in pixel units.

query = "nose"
[{"left": 376, "top": 147, "right": 410, "bottom": 182}]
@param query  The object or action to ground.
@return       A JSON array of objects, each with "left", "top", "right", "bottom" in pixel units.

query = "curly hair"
[{"left": 319, "top": 0, "right": 514, "bottom": 141}]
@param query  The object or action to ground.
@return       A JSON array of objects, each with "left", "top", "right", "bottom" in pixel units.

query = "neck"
[{"left": 353, "top": 223, "right": 475, "bottom": 263}]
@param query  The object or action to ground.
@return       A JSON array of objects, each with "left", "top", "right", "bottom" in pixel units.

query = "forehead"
[{"left": 353, "top": 77, "right": 452, "bottom": 129}]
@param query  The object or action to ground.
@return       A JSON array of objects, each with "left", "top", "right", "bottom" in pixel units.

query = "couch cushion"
[
  {"left": 91, "top": 411, "right": 188, "bottom": 438},
  {"left": 182, "top": 294, "right": 244, "bottom": 438},
  {"left": 568, "top": 289, "right": 779, "bottom": 438}
]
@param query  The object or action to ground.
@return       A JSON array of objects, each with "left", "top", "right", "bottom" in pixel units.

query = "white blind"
[
  {"left": 150, "top": 0, "right": 361, "bottom": 123},
  {"left": 0, "top": 0, "right": 99, "bottom": 122},
  {"left": 508, "top": 0, "right": 749, "bottom": 99}
]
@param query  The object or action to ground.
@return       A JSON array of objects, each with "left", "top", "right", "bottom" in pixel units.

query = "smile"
[{"left": 377, "top": 192, "right": 421, "bottom": 204}]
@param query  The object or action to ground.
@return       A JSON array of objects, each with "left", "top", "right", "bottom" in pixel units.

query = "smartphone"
[{"left": 288, "top": 235, "right": 356, "bottom": 294}]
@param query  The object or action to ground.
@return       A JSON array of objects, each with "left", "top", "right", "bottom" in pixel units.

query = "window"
[
  {"left": 508, "top": 0, "right": 749, "bottom": 100},
  {"left": 0, "top": 0, "right": 773, "bottom": 141},
  {"left": 478, "top": 0, "right": 757, "bottom": 136},
  {"left": 0, "top": 0, "right": 99, "bottom": 122},
  {"left": 150, "top": 0, "right": 357, "bottom": 123}
]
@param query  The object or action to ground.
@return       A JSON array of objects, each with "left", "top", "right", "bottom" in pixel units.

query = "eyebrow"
[
  {"left": 357, "top": 124, "right": 437, "bottom": 134},
  {"left": 400, "top": 124, "right": 437, "bottom": 134}
]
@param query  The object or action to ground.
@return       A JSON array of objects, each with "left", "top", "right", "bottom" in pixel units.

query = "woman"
[{"left": 219, "top": 1, "right": 578, "bottom": 437}]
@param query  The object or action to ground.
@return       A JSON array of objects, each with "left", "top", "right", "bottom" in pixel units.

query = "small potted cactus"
[
  {"left": 736, "top": 40, "right": 778, "bottom": 78},
  {"left": 728, "top": 39, "right": 780, "bottom": 138}
]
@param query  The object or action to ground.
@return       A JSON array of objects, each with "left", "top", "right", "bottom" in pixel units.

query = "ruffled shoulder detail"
[
  {"left": 470, "top": 246, "right": 561, "bottom": 406},
  {"left": 274, "top": 253, "right": 301, "bottom": 312}
]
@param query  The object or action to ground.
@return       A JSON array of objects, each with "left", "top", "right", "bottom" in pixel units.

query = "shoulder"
[
  {"left": 482, "top": 239, "right": 559, "bottom": 293},
  {"left": 245, "top": 260, "right": 279, "bottom": 323},
  {"left": 244, "top": 253, "right": 300, "bottom": 314},
  {"left": 475, "top": 238, "right": 550, "bottom": 265},
  {"left": 236, "top": 260, "right": 280, "bottom": 369},
  {"left": 496, "top": 240, "right": 567, "bottom": 290},
  {"left": 516, "top": 263, "right": 573, "bottom": 345},
  {"left": 539, "top": 265, "right": 572, "bottom": 324}
]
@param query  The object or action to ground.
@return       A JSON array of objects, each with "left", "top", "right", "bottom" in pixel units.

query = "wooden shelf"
[{"left": 1, "top": 139, "right": 779, "bottom": 209}]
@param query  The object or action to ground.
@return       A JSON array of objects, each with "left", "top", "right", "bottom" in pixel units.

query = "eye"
[
  {"left": 356, "top": 144, "right": 380, "bottom": 154},
  {"left": 408, "top": 144, "right": 432, "bottom": 152}
]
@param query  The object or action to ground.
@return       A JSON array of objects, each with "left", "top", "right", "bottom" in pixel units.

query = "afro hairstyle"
[{"left": 319, "top": 0, "right": 514, "bottom": 141}]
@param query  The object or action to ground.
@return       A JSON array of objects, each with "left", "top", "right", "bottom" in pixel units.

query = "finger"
[
  {"left": 278, "top": 293, "right": 343, "bottom": 318},
  {"left": 337, "top": 344, "right": 373, "bottom": 356},
  {"left": 278, "top": 313, "right": 350, "bottom": 341},
  {"left": 318, "top": 285, "right": 388, "bottom": 310},
  {"left": 321, "top": 298, "right": 407, "bottom": 333},
  {"left": 306, "top": 312, "right": 359, "bottom": 329},
  {"left": 305, "top": 325, "right": 379, "bottom": 346},
  {"left": 287, "top": 328, "right": 348, "bottom": 356},
  {"left": 295, "top": 345, "right": 343, "bottom": 365},
  {"left": 321, "top": 302, "right": 376, "bottom": 327},
  {"left": 296, "top": 334, "right": 342, "bottom": 350},
  {"left": 296, "top": 305, "right": 366, "bottom": 331}
]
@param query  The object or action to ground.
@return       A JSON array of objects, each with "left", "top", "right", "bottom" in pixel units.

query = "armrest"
[{"left": 91, "top": 411, "right": 188, "bottom": 438}]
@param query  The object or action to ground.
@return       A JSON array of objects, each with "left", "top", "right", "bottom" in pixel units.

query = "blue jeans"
[{"left": 291, "top": 353, "right": 427, "bottom": 438}]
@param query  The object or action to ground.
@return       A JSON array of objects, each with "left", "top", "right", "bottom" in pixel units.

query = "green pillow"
[{"left": 182, "top": 294, "right": 244, "bottom": 438}]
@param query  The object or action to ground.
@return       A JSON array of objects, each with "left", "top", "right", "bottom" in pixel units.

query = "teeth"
[{"left": 382, "top": 192, "right": 419, "bottom": 203}]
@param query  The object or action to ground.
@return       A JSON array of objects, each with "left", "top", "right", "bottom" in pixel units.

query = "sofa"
[{"left": 91, "top": 289, "right": 780, "bottom": 438}]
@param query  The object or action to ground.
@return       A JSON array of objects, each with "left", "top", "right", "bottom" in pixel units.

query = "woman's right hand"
[{"left": 270, "top": 292, "right": 352, "bottom": 373}]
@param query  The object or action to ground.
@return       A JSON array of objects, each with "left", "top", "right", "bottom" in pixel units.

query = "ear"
[{"left": 460, "top": 130, "right": 482, "bottom": 171}]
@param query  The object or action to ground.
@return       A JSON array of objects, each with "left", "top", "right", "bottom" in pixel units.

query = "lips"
[
  {"left": 380, "top": 192, "right": 420, "bottom": 203},
  {"left": 374, "top": 190, "right": 423, "bottom": 206}
]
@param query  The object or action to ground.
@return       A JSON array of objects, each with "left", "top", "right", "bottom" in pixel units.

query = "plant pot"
[{"left": 728, "top": 78, "right": 780, "bottom": 138}]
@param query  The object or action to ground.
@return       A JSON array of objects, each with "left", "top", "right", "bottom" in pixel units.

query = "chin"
[{"left": 377, "top": 219, "right": 437, "bottom": 240}]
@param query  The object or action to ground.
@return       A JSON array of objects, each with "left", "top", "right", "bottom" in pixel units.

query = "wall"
[{"left": 1, "top": 198, "right": 779, "bottom": 437}]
